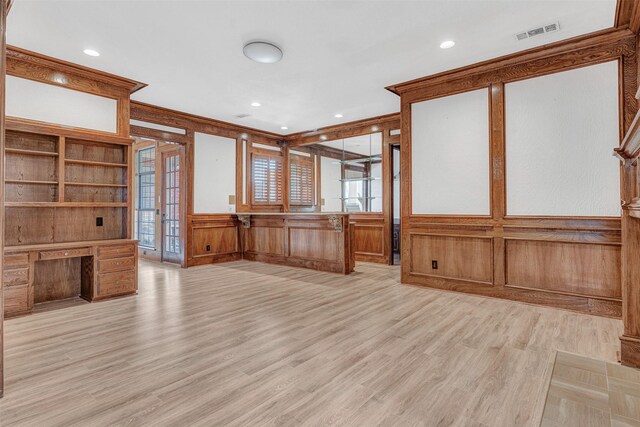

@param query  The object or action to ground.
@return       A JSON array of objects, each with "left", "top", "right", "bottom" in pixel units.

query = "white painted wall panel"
[
  {"left": 411, "top": 88, "right": 490, "bottom": 215},
  {"left": 194, "top": 132, "right": 236, "bottom": 213},
  {"left": 505, "top": 61, "right": 620, "bottom": 217},
  {"left": 6, "top": 76, "right": 117, "bottom": 132}
]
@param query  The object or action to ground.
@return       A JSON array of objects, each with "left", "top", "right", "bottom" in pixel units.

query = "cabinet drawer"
[
  {"left": 99, "top": 256, "right": 135, "bottom": 274},
  {"left": 40, "top": 247, "right": 92, "bottom": 260},
  {"left": 97, "top": 271, "right": 136, "bottom": 298},
  {"left": 3, "top": 267, "right": 29, "bottom": 287},
  {"left": 99, "top": 244, "right": 135, "bottom": 260},
  {"left": 5, "top": 285, "right": 30, "bottom": 318},
  {"left": 4, "top": 253, "right": 29, "bottom": 268}
]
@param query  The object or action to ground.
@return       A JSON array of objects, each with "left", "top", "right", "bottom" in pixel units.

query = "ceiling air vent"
[
  {"left": 515, "top": 22, "right": 560, "bottom": 41},
  {"left": 235, "top": 114, "right": 251, "bottom": 119}
]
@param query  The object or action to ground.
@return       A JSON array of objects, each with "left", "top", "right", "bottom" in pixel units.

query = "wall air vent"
[{"left": 515, "top": 22, "right": 560, "bottom": 41}]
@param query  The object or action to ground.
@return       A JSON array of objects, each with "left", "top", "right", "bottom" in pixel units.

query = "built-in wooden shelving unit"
[
  {"left": 3, "top": 121, "right": 137, "bottom": 319},
  {"left": 5, "top": 125, "right": 132, "bottom": 245}
]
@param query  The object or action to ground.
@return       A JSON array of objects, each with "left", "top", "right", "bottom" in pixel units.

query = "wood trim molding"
[
  {"left": 130, "top": 124, "right": 191, "bottom": 145},
  {"left": 130, "top": 101, "right": 283, "bottom": 144},
  {"left": 6, "top": 46, "right": 147, "bottom": 96},
  {"left": 285, "top": 112, "right": 400, "bottom": 147},
  {"left": 6, "top": 117, "right": 133, "bottom": 145},
  {"left": 616, "top": 0, "right": 640, "bottom": 33},
  {"left": 387, "top": 28, "right": 635, "bottom": 98}
]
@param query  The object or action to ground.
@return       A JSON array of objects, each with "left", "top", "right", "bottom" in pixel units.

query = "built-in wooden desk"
[
  {"left": 4, "top": 239, "right": 138, "bottom": 318},
  {"left": 237, "top": 213, "right": 355, "bottom": 274}
]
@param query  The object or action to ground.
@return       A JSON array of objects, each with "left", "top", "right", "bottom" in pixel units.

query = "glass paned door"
[{"left": 161, "top": 150, "right": 182, "bottom": 264}]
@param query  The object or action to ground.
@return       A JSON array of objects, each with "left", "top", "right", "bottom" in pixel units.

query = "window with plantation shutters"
[
  {"left": 251, "top": 153, "right": 283, "bottom": 205},
  {"left": 290, "top": 155, "right": 314, "bottom": 206}
]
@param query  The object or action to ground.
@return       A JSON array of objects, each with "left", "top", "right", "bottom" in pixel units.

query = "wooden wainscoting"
[
  {"left": 187, "top": 214, "right": 241, "bottom": 267},
  {"left": 350, "top": 213, "right": 389, "bottom": 264},
  {"left": 402, "top": 218, "right": 622, "bottom": 318},
  {"left": 409, "top": 233, "right": 493, "bottom": 284},
  {"left": 505, "top": 239, "right": 621, "bottom": 299}
]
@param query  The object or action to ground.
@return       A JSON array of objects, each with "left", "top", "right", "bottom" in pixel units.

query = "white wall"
[
  {"left": 505, "top": 61, "right": 620, "bottom": 217},
  {"left": 194, "top": 132, "right": 236, "bottom": 213},
  {"left": 321, "top": 156, "right": 342, "bottom": 212},
  {"left": 411, "top": 88, "right": 490, "bottom": 215},
  {"left": 6, "top": 75, "right": 117, "bottom": 133}
]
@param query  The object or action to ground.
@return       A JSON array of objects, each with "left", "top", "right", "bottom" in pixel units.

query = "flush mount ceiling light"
[
  {"left": 251, "top": 102, "right": 261, "bottom": 107},
  {"left": 440, "top": 40, "right": 455, "bottom": 49},
  {"left": 334, "top": 113, "right": 343, "bottom": 118},
  {"left": 243, "top": 41, "right": 283, "bottom": 64},
  {"left": 280, "top": 126, "right": 288, "bottom": 130},
  {"left": 83, "top": 48, "right": 100, "bottom": 57}
]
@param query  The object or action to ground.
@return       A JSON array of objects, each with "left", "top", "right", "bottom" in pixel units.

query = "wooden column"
[
  {"left": 490, "top": 83, "right": 506, "bottom": 287},
  {"left": 0, "top": 0, "right": 7, "bottom": 399},
  {"left": 619, "top": 33, "right": 640, "bottom": 367}
]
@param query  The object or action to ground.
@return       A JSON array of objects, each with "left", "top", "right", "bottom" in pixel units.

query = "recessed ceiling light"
[
  {"left": 334, "top": 113, "right": 343, "bottom": 118},
  {"left": 251, "top": 102, "right": 261, "bottom": 107},
  {"left": 371, "top": 126, "right": 379, "bottom": 132},
  {"left": 83, "top": 48, "right": 100, "bottom": 57},
  {"left": 243, "top": 41, "right": 283, "bottom": 64},
  {"left": 440, "top": 40, "right": 455, "bottom": 49},
  {"left": 281, "top": 126, "right": 288, "bottom": 130},
  {"left": 320, "top": 135, "right": 328, "bottom": 141}
]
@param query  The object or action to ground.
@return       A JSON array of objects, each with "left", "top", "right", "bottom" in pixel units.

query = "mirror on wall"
[{"left": 302, "top": 133, "right": 382, "bottom": 213}]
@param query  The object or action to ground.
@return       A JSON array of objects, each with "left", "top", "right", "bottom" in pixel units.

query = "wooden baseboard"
[
  {"left": 243, "top": 251, "right": 348, "bottom": 274},
  {"left": 355, "top": 253, "right": 389, "bottom": 264},
  {"left": 402, "top": 272, "right": 622, "bottom": 318},
  {"left": 187, "top": 253, "right": 242, "bottom": 267},
  {"left": 620, "top": 335, "right": 640, "bottom": 368}
]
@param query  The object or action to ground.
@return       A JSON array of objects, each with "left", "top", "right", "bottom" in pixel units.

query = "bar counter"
[{"left": 236, "top": 212, "right": 355, "bottom": 274}]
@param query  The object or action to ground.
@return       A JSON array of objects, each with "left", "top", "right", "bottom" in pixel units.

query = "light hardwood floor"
[{"left": 0, "top": 260, "right": 624, "bottom": 426}]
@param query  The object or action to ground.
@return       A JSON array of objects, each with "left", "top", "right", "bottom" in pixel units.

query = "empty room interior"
[{"left": 2, "top": 0, "right": 640, "bottom": 425}]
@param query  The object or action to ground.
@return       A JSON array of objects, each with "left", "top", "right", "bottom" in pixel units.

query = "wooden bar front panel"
[
  {"left": 187, "top": 214, "right": 241, "bottom": 267},
  {"left": 240, "top": 214, "right": 354, "bottom": 274}
]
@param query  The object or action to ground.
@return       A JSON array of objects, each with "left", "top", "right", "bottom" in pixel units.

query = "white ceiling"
[{"left": 7, "top": 0, "right": 617, "bottom": 135}]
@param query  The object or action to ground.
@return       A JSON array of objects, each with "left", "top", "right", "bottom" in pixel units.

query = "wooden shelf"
[
  {"left": 5, "top": 179, "right": 58, "bottom": 185},
  {"left": 4, "top": 127, "right": 132, "bottom": 250},
  {"left": 6, "top": 148, "right": 58, "bottom": 157},
  {"left": 65, "top": 182, "right": 127, "bottom": 188},
  {"left": 5, "top": 202, "right": 127, "bottom": 208},
  {"left": 65, "top": 159, "right": 127, "bottom": 168}
]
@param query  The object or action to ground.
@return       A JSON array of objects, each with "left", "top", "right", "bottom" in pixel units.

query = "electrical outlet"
[
  {"left": 96, "top": 217, "right": 103, "bottom": 227},
  {"left": 432, "top": 260, "right": 438, "bottom": 269},
  {"left": 206, "top": 244, "right": 211, "bottom": 252}
]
